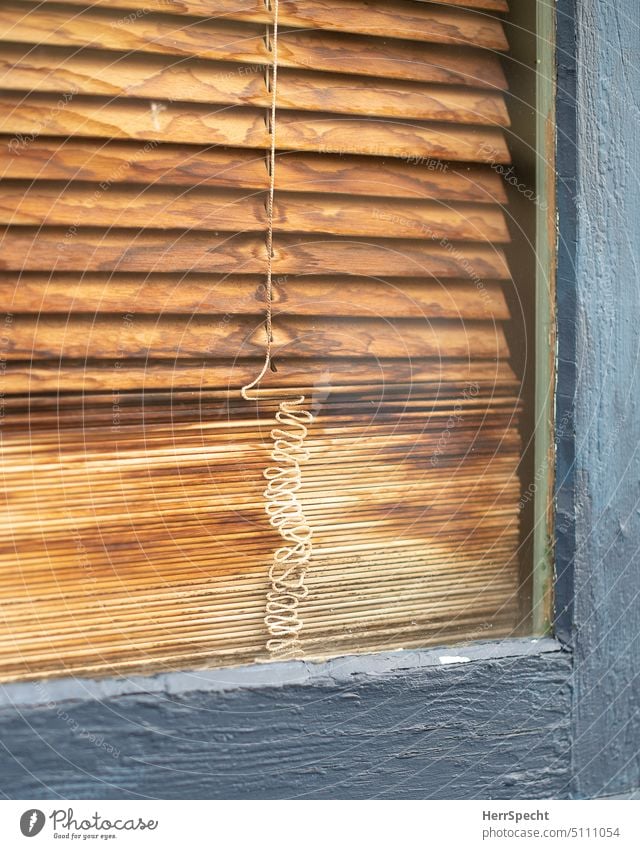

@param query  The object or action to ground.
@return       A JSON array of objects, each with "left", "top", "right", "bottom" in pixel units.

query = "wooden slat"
[
  {"left": 0, "top": 401, "right": 523, "bottom": 430},
  {"left": 272, "top": 194, "right": 510, "bottom": 240},
  {"left": 3, "top": 442, "right": 522, "bottom": 471},
  {"left": 1, "top": 458, "right": 522, "bottom": 493},
  {"left": 0, "top": 95, "right": 511, "bottom": 162},
  {"left": 0, "top": 401, "right": 520, "bottom": 424},
  {"left": 0, "top": 358, "right": 518, "bottom": 394},
  {"left": 1, "top": 503, "right": 520, "bottom": 542},
  {"left": 3, "top": 315, "right": 509, "bottom": 360},
  {"left": 2, "top": 495, "right": 520, "bottom": 538},
  {"left": 3, "top": 460, "right": 521, "bottom": 492},
  {"left": 0, "top": 45, "right": 510, "bottom": 126},
  {"left": 2, "top": 484, "right": 521, "bottom": 512},
  {"left": 419, "top": 0, "right": 508, "bottom": 10},
  {"left": 0, "top": 183, "right": 511, "bottom": 242},
  {"left": 0, "top": 413, "right": 523, "bottom": 441},
  {"left": 0, "top": 556, "right": 520, "bottom": 604},
  {"left": 0, "top": 273, "right": 510, "bottom": 319},
  {"left": 0, "top": 229, "right": 512, "bottom": 277},
  {"left": 1, "top": 450, "right": 522, "bottom": 482},
  {"left": 0, "top": 1, "right": 508, "bottom": 89},
  {"left": 1, "top": 425, "right": 522, "bottom": 460},
  {"left": 2, "top": 432, "right": 522, "bottom": 460},
  {"left": 27, "top": 0, "right": 510, "bottom": 50},
  {"left": 1, "top": 451, "right": 522, "bottom": 488},
  {"left": 0, "top": 140, "right": 509, "bottom": 204},
  {"left": 1, "top": 453, "right": 522, "bottom": 483},
  {"left": 0, "top": 536, "right": 515, "bottom": 576},
  {"left": 0, "top": 561, "right": 522, "bottom": 610}
]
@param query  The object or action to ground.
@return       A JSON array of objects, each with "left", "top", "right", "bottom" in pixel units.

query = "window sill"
[{"left": 0, "top": 636, "right": 565, "bottom": 710}]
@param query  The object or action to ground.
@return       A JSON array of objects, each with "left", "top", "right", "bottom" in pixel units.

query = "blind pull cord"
[{"left": 241, "top": 0, "right": 315, "bottom": 657}]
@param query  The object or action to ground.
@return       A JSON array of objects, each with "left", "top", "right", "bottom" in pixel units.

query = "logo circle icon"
[{"left": 20, "top": 810, "right": 45, "bottom": 837}]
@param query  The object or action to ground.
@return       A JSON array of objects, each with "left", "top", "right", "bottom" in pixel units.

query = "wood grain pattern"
[
  {"left": 1, "top": 272, "right": 510, "bottom": 318},
  {"left": 3, "top": 315, "right": 509, "bottom": 360},
  {"left": 0, "top": 358, "right": 518, "bottom": 394},
  {"left": 28, "top": 0, "right": 510, "bottom": 50},
  {"left": 0, "top": 1, "right": 508, "bottom": 89},
  {"left": 0, "top": 94, "right": 511, "bottom": 161},
  {"left": 0, "top": 228, "right": 512, "bottom": 277},
  {"left": 0, "top": 383, "right": 521, "bottom": 681},
  {"left": 0, "top": 183, "right": 510, "bottom": 242},
  {"left": 0, "top": 0, "right": 521, "bottom": 684},
  {"left": 0, "top": 139, "right": 509, "bottom": 202},
  {"left": 0, "top": 45, "right": 510, "bottom": 126},
  {"left": 417, "top": 0, "right": 509, "bottom": 9}
]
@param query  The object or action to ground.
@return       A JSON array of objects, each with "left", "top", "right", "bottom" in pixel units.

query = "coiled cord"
[
  {"left": 241, "top": 0, "right": 315, "bottom": 657},
  {"left": 262, "top": 397, "right": 314, "bottom": 654}
]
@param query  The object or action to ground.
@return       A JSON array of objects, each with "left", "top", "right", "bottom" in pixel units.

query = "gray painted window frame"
[{"left": 1, "top": 0, "right": 639, "bottom": 800}]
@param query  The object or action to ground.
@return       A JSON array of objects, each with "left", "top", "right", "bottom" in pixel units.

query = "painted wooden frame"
[{"left": 1, "top": 0, "right": 639, "bottom": 799}]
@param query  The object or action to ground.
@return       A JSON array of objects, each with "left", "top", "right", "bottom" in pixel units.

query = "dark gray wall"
[{"left": 567, "top": 0, "right": 640, "bottom": 799}]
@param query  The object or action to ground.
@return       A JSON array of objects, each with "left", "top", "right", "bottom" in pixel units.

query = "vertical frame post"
[{"left": 532, "top": 0, "right": 557, "bottom": 634}]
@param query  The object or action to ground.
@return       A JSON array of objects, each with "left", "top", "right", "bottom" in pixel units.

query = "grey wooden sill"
[
  {"left": 0, "top": 637, "right": 563, "bottom": 709},
  {"left": 0, "top": 637, "right": 573, "bottom": 799}
]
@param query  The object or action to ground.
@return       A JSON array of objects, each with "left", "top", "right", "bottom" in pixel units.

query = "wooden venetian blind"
[{"left": 0, "top": 0, "right": 522, "bottom": 680}]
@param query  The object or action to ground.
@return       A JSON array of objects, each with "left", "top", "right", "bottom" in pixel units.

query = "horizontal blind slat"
[
  {"left": 0, "top": 95, "right": 511, "bottom": 161},
  {"left": 1, "top": 273, "right": 510, "bottom": 318},
  {"left": 0, "top": 1, "right": 508, "bottom": 88},
  {"left": 0, "top": 359, "right": 518, "bottom": 394},
  {"left": 4, "top": 315, "right": 510, "bottom": 360},
  {"left": 0, "top": 183, "right": 511, "bottom": 242},
  {"left": 0, "top": 45, "right": 510, "bottom": 126},
  {"left": 24, "top": 0, "right": 510, "bottom": 49},
  {"left": 1, "top": 140, "right": 508, "bottom": 202},
  {"left": 0, "top": 228, "right": 512, "bottom": 277}
]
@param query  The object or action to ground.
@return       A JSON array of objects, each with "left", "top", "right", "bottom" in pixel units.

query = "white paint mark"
[
  {"left": 438, "top": 655, "right": 471, "bottom": 665},
  {"left": 149, "top": 101, "right": 167, "bottom": 131}
]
